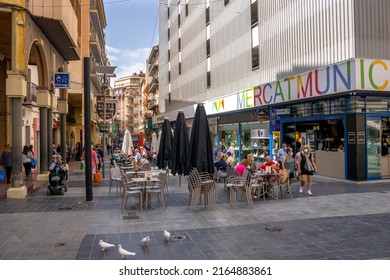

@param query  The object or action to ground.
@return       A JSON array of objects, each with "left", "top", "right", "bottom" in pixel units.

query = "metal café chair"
[
  {"left": 228, "top": 169, "right": 253, "bottom": 208},
  {"left": 271, "top": 169, "right": 293, "bottom": 200},
  {"left": 109, "top": 166, "right": 122, "bottom": 195},
  {"left": 187, "top": 169, "right": 216, "bottom": 211},
  {"left": 145, "top": 170, "right": 167, "bottom": 209},
  {"left": 121, "top": 170, "right": 143, "bottom": 211}
]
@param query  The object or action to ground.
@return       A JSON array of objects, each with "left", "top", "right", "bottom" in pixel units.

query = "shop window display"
[
  {"left": 219, "top": 123, "right": 239, "bottom": 155},
  {"left": 241, "top": 122, "right": 269, "bottom": 164}
]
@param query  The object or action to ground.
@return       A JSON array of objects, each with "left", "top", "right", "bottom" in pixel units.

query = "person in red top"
[{"left": 258, "top": 156, "right": 280, "bottom": 190}]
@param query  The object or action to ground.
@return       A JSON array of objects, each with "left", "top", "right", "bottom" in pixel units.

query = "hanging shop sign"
[{"left": 96, "top": 96, "right": 117, "bottom": 120}]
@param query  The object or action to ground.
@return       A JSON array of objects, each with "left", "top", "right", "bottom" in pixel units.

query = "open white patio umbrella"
[
  {"left": 156, "top": 130, "right": 162, "bottom": 154},
  {"left": 151, "top": 131, "right": 158, "bottom": 153},
  {"left": 121, "top": 129, "right": 133, "bottom": 156}
]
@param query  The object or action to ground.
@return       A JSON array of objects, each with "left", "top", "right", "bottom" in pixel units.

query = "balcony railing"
[
  {"left": 148, "top": 99, "right": 158, "bottom": 110},
  {"left": 149, "top": 62, "right": 158, "bottom": 77},
  {"left": 90, "top": 27, "right": 105, "bottom": 62},
  {"left": 29, "top": 0, "right": 80, "bottom": 60},
  {"left": 148, "top": 78, "right": 159, "bottom": 93}
]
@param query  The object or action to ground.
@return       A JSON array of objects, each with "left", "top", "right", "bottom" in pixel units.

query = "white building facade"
[{"left": 158, "top": 0, "right": 390, "bottom": 181}]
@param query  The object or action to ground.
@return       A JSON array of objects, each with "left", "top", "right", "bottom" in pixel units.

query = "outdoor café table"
[
  {"left": 125, "top": 170, "right": 160, "bottom": 178},
  {"left": 252, "top": 171, "right": 278, "bottom": 200},
  {"left": 131, "top": 177, "right": 160, "bottom": 209},
  {"left": 125, "top": 171, "right": 144, "bottom": 178},
  {"left": 120, "top": 166, "right": 134, "bottom": 172}
]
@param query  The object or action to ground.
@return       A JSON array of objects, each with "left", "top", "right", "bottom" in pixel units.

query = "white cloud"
[{"left": 106, "top": 45, "right": 150, "bottom": 83}]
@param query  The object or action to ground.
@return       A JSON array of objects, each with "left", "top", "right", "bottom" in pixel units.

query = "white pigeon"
[
  {"left": 99, "top": 239, "right": 115, "bottom": 252},
  {"left": 141, "top": 236, "right": 150, "bottom": 248},
  {"left": 163, "top": 230, "right": 171, "bottom": 242},
  {"left": 118, "top": 244, "right": 136, "bottom": 259}
]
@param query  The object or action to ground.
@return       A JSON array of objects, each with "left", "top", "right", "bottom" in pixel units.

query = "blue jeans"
[{"left": 23, "top": 162, "right": 32, "bottom": 178}]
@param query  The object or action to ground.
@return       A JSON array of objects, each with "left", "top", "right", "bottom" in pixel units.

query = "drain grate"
[
  {"left": 265, "top": 226, "right": 283, "bottom": 232},
  {"left": 172, "top": 235, "right": 186, "bottom": 240}
]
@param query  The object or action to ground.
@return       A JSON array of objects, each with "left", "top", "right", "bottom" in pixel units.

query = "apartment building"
[
  {"left": 68, "top": 0, "right": 110, "bottom": 159},
  {"left": 0, "top": 0, "right": 111, "bottom": 194},
  {"left": 158, "top": 0, "right": 390, "bottom": 181},
  {"left": 113, "top": 72, "right": 145, "bottom": 145},
  {"left": 0, "top": 0, "right": 81, "bottom": 190},
  {"left": 142, "top": 45, "right": 159, "bottom": 143}
]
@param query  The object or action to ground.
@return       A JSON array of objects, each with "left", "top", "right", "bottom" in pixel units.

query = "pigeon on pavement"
[
  {"left": 163, "top": 230, "right": 170, "bottom": 242},
  {"left": 118, "top": 244, "right": 136, "bottom": 259},
  {"left": 99, "top": 239, "right": 115, "bottom": 252},
  {"left": 141, "top": 236, "right": 150, "bottom": 248}
]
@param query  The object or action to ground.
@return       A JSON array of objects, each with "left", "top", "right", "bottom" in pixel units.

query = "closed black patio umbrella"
[
  {"left": 171, "top": 110, "right": 189, "bottom": 177},
  {"left": 186, "top": 103, "right": 214, "bottom": 175},
  {"left": 157, "top": 118, "right": 173, "bottom": 170}
]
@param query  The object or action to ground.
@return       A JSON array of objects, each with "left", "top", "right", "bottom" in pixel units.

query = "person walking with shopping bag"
[
  {"left": 80, "top": 145, "right": 99, "bottom": 185},
  {"left": 297, "top": 145, "right": 318, "bottom": 196},
  {"left": 22, "top": 145, "right": 34, "bottom": 181}
]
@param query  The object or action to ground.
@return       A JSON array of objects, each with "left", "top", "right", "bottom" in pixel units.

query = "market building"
[{"left": 157, "top": 0, "right": 390, "bottom": 181}]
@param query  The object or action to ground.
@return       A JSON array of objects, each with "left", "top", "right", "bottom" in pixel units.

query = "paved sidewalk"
[{"left": 0, "top": 159, "right": 389, "bottom": 260}]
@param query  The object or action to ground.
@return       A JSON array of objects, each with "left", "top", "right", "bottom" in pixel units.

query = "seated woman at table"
[
  {"left": 246, "top": 153, "right": 257, "bottom": 174},
  {"left": 257, "top": 156, "right": 280, "bottom": 189},
  {"left": 235, "top": 159, "right": 250, "bottom": 177}
]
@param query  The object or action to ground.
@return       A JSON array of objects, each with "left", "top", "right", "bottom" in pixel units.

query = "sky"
[{"left": 103, "top": 0, "right": 159, "bottom": 82}]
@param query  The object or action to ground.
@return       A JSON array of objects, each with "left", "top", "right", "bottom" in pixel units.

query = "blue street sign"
[{"left": 54, "top": 72, "right": 70, "bottom": 88}]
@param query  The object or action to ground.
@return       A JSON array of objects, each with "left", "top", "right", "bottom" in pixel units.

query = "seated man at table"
[{"left": 257, "top": 156, "right": 280, "bottom": 190}]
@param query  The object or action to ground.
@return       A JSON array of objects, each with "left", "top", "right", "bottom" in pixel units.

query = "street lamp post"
[{"left": 95, "top": 65, "right": 116, "bottom": 180}]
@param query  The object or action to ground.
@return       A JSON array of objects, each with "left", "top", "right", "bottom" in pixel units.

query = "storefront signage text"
[
  {"left": 254, "top": 61, "right": 352, "bottom": 106},
  {"left": 207, "top": 88, "right": 254, "bottom": 114}
]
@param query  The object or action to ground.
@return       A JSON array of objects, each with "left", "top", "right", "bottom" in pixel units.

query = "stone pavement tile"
[{"left": 2, "top": 160, "right": 390, "bottom": 261}]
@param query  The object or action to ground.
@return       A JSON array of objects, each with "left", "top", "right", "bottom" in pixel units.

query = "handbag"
[
  {"left": 0, "top": 167, "right": 5, "bottom": 181},
  {"left": 80, "top": 160, "right": 84, "bottom": 170},
  {"left": 303, "top": 156, "right": 314, "bottom": 172},
  {"left": 94, "top": 171, "right": 102, "bottom": 184},
  {"left": 31, "top": 158, "right": 37, "bottom": 168}
]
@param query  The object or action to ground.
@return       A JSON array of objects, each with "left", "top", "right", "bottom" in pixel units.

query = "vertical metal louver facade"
[{"left": 158, "top": 0, "right": 390, "bottom": 113}]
